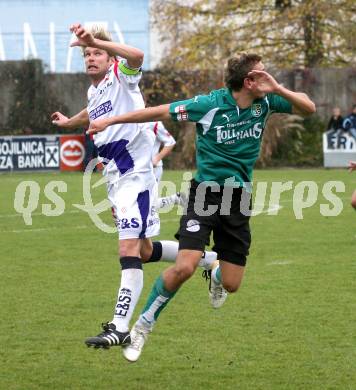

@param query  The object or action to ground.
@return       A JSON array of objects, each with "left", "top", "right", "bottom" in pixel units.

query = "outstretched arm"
[
  {"left": 248, "top": 70, "right": 316, "bottom": 116},
  {"left": 349, "top": 161, "right": 356, "bottom": 173},
  {"left": 87, "top": 105, "right": 171, "bottom": 135},
  {"left": 70, "top": 23, "right": 144, "bottom": 68},
  {"left": 51, "top": 108, "right": 89, "bottom": 129}
]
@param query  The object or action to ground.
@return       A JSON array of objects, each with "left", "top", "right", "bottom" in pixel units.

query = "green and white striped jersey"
[{"left": 169, "top": 88, "right": 292, "bottom": 186}]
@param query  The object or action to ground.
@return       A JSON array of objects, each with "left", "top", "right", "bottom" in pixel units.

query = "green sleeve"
[
  {"left": 267, "top": 93, "right": 292, "bottom": 114},
  {"left": 169, "top": 95, "right": 214, "bottom": 122}
]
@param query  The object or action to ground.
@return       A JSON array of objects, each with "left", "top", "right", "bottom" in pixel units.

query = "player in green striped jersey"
[{"left": 88, "top": 53, "right": 315, "bottom": 361}]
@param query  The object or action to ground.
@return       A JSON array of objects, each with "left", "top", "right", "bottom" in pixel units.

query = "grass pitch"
[{"left": 0, "top": 169, "right": 355, "bottom": 390}]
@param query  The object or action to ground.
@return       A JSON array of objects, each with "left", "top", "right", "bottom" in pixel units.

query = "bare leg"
[{"left": 163, "top": 249, "right": 203, "bottom": 291}]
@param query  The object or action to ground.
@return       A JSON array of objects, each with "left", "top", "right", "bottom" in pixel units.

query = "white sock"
[
  {"left": 199, "top": 251, "right": 218, "bottom": 269},
  {"left": 160, "top": 240, "right": 179, "bottom": 261},
  {"left": 156, "top": 194, "right": 179, "bottom": 209},
  {"left": 160, "top": 241, "right": 217, "bottom": 269},
  {"left": 111, "top": 268, "right": 143, "bottom": 333}
]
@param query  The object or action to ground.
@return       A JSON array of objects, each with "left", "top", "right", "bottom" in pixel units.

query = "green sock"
[{"left": 139, "top": 274, "right": 177, "bottom": 327}]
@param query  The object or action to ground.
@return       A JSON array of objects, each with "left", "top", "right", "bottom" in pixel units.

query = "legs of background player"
[
  {"left": 351, "top": 190, "right": 356, "bottom": 209},
  {"left": 140, "top": 239, "right": 217, "bottom": 270},
  {"left": 156, "top": 192, "right": 187, "bottom": 209},
  {"left": 154, "top": 165, "right": 187, "bottom": 209}
]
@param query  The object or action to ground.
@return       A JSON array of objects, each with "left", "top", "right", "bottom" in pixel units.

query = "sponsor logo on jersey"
[
  {"left": 186, "top": 219, "right": 200, "bottom": 232},
  {"left": 215, "top": 123, "right": 263, "bottom": 143},
  {"left": 251, "top": 104, "right": 262, "bottom": 117},
  {"left": 117, "top": 217, "right": 140, "bottom": 229},
  {"left": 89, "top": 100, "right": 113, "bottom": 120},
  {"left": 147, "top": 217, "right": 160, "bottom": 227},
  {"left": 150, "top": 206, "right": 157, "bottom": 216},
  {"left": 98, "top": 81, "right": 113, "bottom": 95},
  {"left": 175, "top": 105, "right": 188, "bottom": 121},
  {"left": 222, "top": 113, "right": 230, "bottom": 122}
]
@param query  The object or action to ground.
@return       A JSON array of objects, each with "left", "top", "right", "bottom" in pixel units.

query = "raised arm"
[
  {"left": 51, "top": 108, "right": 89, "bottom": 130},
  {"left": 248, "top": 70, "right": 316, "bottom": 116},
  {"left": 276, "top": 88, "right": 316, "bottom": 116},
  {"left": 87, "top": 105, "right": 171, "bottom": 135},
  {"left": 70, "top": 23, "right": 144, "bottom": 68}
]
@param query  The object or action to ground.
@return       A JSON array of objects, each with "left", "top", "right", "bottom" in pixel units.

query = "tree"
[{"left": 152, "top": 0, "right": 355, "bottom": 69}]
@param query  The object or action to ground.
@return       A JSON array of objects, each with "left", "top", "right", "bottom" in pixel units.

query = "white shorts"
[
  {"left": 107, "top": 172, "right": 160, "bottom": 240},
  {"left": 153, "top": 165, "right": 163, "bottom": 183}
]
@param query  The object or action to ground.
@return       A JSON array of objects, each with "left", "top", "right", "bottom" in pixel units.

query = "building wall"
[{"left": 0, "top": 60, "right": 355, "bottom": 132}]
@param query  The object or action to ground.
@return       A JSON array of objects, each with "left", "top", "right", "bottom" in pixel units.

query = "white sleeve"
[{"left": 156, "top": 121, "right": 176, "bottom": 146}]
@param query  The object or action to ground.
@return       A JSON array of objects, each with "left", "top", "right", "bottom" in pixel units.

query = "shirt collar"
[
  {"left": 226, "top": 88, "right": 265, "bottom": 109},
  {"left": 225, "top": 88, "right": 237, "bottom": 106}
]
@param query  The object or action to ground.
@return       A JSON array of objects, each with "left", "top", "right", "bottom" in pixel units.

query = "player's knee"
[
  {"left": 119, "top": 242, "right": 140, "bottom": 258},
  {"left": 172, "top": 263, "right": 195, "bottom": 282},
  {"left": 119, "top": 247, "right": 131, "bottom": 257},
  {"left": 140, "top": 246, "right": 152, "bottom": 262},
  {"left": 223, "top": 281, "right": 240, "bottom": 293}
]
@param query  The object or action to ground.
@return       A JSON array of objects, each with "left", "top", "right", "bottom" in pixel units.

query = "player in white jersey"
[
  {"left": 147, "top": 121, "right": 186, "bottom": 208},
  {"left": 51, "top": 23, "right": 159, "bottom": 348},
  {"left": 150, "top": 121, "right": 176, "bottom": 182},
  {"left": 51, "top": 24, "right": 218, "bottom": 352}
]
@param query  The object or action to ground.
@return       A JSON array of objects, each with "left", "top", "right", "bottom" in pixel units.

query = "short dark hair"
[{"left": 224, "top": 53, "right": 262, "bottom": 91}]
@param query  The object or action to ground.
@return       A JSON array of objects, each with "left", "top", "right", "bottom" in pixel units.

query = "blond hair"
[
  {"left": 90, "top": 25, "right": 112, "bottom": 42},
  {"left": 82, "top": 25, "right": 114, "bottom": 56}
]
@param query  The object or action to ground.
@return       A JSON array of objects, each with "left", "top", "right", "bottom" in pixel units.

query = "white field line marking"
[
  {"left": 267, "top": 261, "right": 293, "bottom": 266},
  {"left": 0, "top": 209, "right": 81, "bottom": 218},
  {"left": 2, "top": 225, "right": 90, "bottom": 233},
  {"left": 278, "top": 195, "right": 351, "bottom": 204},
  {"left": 251, "top": 204, "right": 282, "bottom": 216}
]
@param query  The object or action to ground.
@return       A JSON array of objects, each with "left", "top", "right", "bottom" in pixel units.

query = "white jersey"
[
  {"left": 148, "top": 121, "right": 176, "bottom": 168},
  {"left": 87, "top": 60, "right": 153, "bottom": 183}
]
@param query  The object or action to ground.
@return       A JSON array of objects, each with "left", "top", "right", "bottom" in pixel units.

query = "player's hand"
[
  {"left": 51, "top": 112, "right": 70, "bottom": 127},
  {"left": 70, "top": 23, "right": 95, "bottom": 47},
  {"left": 152, "top": 155, "right": 161, "bottom": 167},
  {"left": 87, "top": 119, "right": 111, "bottom": 135},
  {"left": 248, "top": 70, "right": 281, "bottom": 94},
  {"left": 348, "top": 161, "right": 356, "bottom": 172}
]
